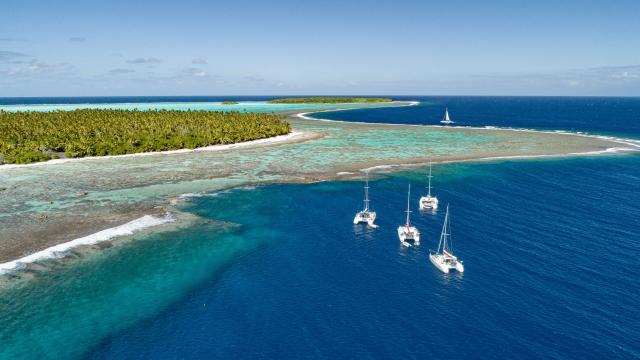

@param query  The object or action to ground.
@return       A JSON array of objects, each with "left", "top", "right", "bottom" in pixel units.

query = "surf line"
[{"left": 0, "top": 213, "right": 174, "bottom": 275}]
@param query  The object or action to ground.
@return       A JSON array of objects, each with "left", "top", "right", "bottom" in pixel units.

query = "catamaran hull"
[
  {"left": 429, "top": 254, "right": 450, "bottom": 273},
  {"left": 354, "top": 212, "right": 377, "bottom": 226},
  {"left": 397, "top": 226, "right": 420, "bottom": 247},
  {"left": 419, "top": 196, "right": 439, "bottom": 210},
  {"left": 429, "top": 254, "right": 464, "bottom": 273}
]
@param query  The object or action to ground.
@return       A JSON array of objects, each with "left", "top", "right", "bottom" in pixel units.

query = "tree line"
[{"left": 0, "top": 109, "right": 290, "bottom": 164}]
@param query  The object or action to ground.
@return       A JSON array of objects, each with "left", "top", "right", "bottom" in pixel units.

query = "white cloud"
[
  {"left": 1, "top": 59, "right": 74, "bottom": 77},
  {"left": 0, "top": 50, "right": 29, "bottom": 63},
  {"left": 126, "top": 57, "right": 162, "bottom": 64},
  {"left": 183, "top": 67, "right": 207, "bottom": 77},
  {"left": 108, "top": 68, "right": 135, "bottom": 75},
  {"left": 244, "top": 75, "right": 264, "bottom": 82}
]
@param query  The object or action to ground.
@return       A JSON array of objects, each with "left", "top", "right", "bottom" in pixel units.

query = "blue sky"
[{"left": 1, "top": 0, "right": 639, "bottom": 96}]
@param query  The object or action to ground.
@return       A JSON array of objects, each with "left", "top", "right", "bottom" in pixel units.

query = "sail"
[{"left": 444, "top": 109, "right": 450, "bottom": 122}]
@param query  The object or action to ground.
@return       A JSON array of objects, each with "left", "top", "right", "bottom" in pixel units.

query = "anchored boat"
[
  {"left": 419, "top": 160, "right": 439, "bottom": 210},
  {"left": 440, "top": 108, "right": 454, "bottom": 124},
  {"left": 397, "top": 184, "right": 420, "bottom": 247},
  {"left": 353, "top": 172, "right": 377, "bottom": 227},
  {"left": 430, "top": 205, "right": 464, "bottom": 273}
]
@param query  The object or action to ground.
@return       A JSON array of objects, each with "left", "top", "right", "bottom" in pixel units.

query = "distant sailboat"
[
  {"left": 353, "top": 172, "right": 377, "bottom": 227},
  {"left": 419, "top": 160, "right": 439, "bottom": 210},
  {"left": 440, "top": 108, "right": 454, "bottom": 124},
  {"left": 397, "top": 184, "right": 420, "bottom": 247},
  {"left": 429, "top": 205, "right": 464, "bottom": 273}
]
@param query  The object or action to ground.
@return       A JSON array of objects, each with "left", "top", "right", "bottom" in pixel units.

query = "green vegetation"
[
  {"left": 268, "top": 97, "right": 393, "bottom": 104},
  {"left": 221, "top": 101, "right": 239, "bottom": 105},
  {"left": 0, "top": 109, "right": 290, "bottom": 164}
]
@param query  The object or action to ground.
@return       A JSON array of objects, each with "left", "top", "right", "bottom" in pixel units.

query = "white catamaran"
[
  {"left": 430, "top": 205, "right": 464, "bottom": 273},
  {"left": 419, "top": 160, "right": 439, "bottom": 210},
  {"left": 440, "top": 108, "right": 454, "bottom": 124},
  {"left": 397, "top": 184, "right": 420, "bottom": 247},
  {"left": 353, "top": 172, "right": 377, "bottom": 227}
]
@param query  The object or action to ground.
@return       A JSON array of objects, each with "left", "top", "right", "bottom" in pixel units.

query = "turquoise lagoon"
[
  {"left": 0, "top": 114, "right": 620, "bottom": 261},
  {"left": 0, "top": 101, "right": 405, "bottom": 113}
]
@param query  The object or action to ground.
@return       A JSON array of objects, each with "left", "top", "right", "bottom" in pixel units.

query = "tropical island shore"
[
  {"left": 0, "top": 109, "right": 290, "bottom": 164},
  {"left": 0, "top": 103, "right": 636, "bottom": 270}
]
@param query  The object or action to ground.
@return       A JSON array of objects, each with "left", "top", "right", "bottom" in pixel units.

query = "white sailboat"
[
  {"left": 397, "top": 184, "right": 420, "bottom": 247},
  {"left": 353, "top": 172, "right": 377, "bottom": 227},
  {"left": 419, "top": 160, "right": 439, "bottom": 210},
  {"left": 440, "top": 108, "right": 454, "bottom": 124},
  {"left": 429, "top": 205, "right": 464, "bottom": 273}
]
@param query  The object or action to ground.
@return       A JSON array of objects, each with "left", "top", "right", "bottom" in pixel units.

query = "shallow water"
[
  {"left": 1, "top": 113, "right": 617, "bottom": 261},
  {"left": 0, "top": 217, "right": 267, "bottom": 359},
  {"left": 0, "top": 100, "right": 402, "bottom": 113}
]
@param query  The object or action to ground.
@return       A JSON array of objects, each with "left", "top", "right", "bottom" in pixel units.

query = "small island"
[
  {"left": 268, "top": 97, "right": 393, "bottom": 104},
  {"left": 221, "top": 101, "right": 239, "bottom": 105},
  {"left": 0, "top": 109, "right": 290, "bottom": 164}
]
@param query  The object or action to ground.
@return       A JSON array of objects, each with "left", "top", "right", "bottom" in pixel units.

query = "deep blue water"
[
  {"left": 312, "top": 96, "right": 640, "bottom": 137},
  {"left": 89, "top": 157, "right": 640, "bottom": 359}
]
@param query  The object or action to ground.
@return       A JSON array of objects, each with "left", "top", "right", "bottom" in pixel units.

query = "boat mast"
[
  {"left": 427, "top": 160, "right": 433, "bottom": 197},
  {"left": 437, "top": 205, "right": 450, "bottom": 254},
  {"left": 445, "top": 205, "right": 453, "bottom": 254},
  {"left": 405, "top": 184, "right": 412, "bottom": 227},
  {"left": 363, "top": 172, "right": 370, "bottom": 211}
]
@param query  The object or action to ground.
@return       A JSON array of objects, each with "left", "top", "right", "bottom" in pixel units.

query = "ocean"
[
  {"left": 0, "top": 97, "right": 638, "bottom": 359},
  {"left": 311, "top": 96, "right": 640, "bottom": 137}
]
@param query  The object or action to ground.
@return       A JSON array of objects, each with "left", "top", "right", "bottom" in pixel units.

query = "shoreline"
[
  {"left": 1, "top": 144, "right": 633, "bottom": 276},
  {"left": 0, "top": 101, "right": 416, "bottom": 169},
  {"left": 0, "top": 103, "right": 636, "bottom": 274},
  {"left": 0, "top": 130, "right": 320, "bottom": 170},
  {"left": 0, "top": 213, "right": 175, "bottom": 275},
  {"left": 1, "top": 146, "right": 632, "bottom": 274},
  {"left": 296, "top": 111, "right": 640, "bottom": 154}
]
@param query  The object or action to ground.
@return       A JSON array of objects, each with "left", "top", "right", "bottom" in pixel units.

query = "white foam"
[
  {"left": 360, "top": 164, "right": 398, "bottom": 173},
  {"left": 177, "top": 192, "right": 221, "bottom": 199},
  {"left": 178, "top": 193, "right": 204, "bottom": 199},
  {"left": 0, "top": 213, "right": 175, "bottom": 275},
  {"left": 353, "top": 144, "right": 635, "bottom": 176},
  {"left": 177, "top": 185, "right": 259, "bottom": 202}
]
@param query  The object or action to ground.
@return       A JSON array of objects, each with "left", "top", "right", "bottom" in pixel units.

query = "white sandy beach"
[{"left": 0, "top": 130, "right": 320, "bottom": 170}]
